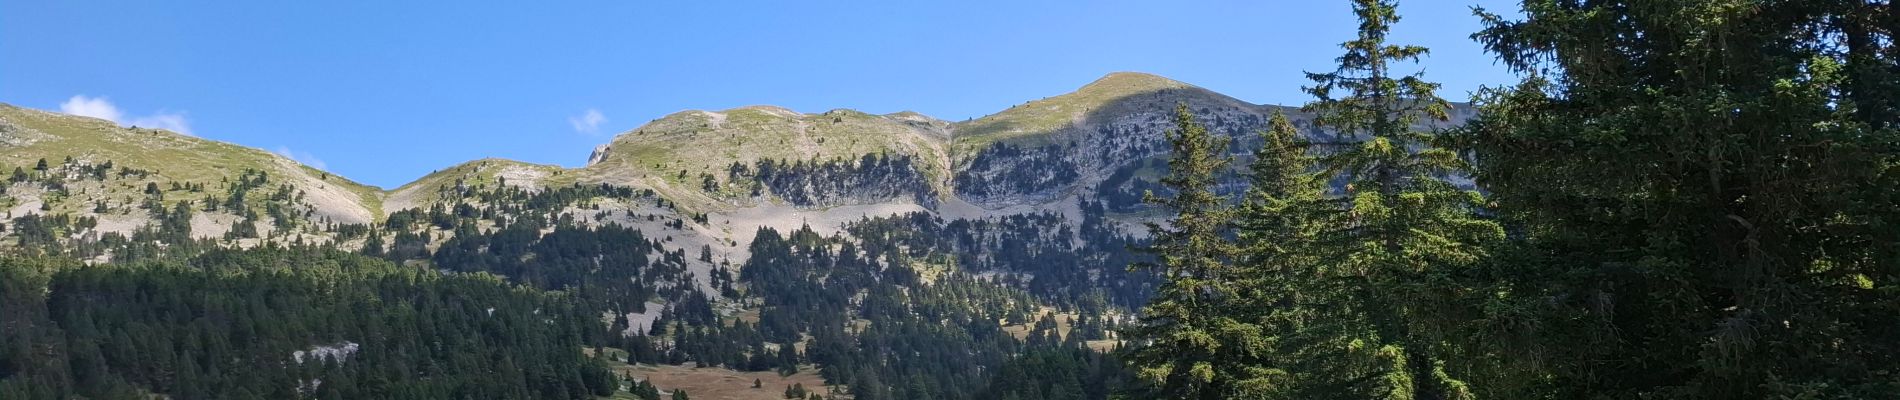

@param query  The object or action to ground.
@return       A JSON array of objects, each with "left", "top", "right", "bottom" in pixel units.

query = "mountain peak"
[
  {"left": 1075, "top": 72, "right": 1195, "bottom": 95},
  {"left": 729, "top": 105, "right": 803, "bottom": 117},
  {"left": 951, "top": 72, "right": 1220, "bottom": 147}
]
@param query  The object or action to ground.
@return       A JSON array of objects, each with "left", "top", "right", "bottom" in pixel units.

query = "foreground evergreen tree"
[
  {"left": 1457, "top": 0, "right": 1900, "bottom": 398},
  {"left": 1122, "top": 104, "right": 1274, "bottom": 399},
  {"left": 1295, "top": 0, "right": 1503, "bottom": 398},
  {"left": 1237, "top": 112, "right": 1332, "bottom": 270},
  {"left": 1230, "top": 111, "right": 1342, "bottom": 399}
]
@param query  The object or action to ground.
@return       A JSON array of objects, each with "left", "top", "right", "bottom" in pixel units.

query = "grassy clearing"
[
  {"left": 1000, "top": 306, "right": 1122, "bottom": 353},
  {"left": 585, "top": 345, "right": 838, "bottom": 400}
]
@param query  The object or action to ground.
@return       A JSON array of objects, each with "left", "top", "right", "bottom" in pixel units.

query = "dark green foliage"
[
  {"left": 629, "top": 379, "right": 661, "bottom": 400},
  {"left": 0, "top": 248, "right": 613, "bottom": 399},
  {"left": 432, "top": 222, "right": 677, "bottom": 310},
  {"left": 842, "top": 205, "right": 1154, "bottom": 310},
  {"left": 1449, "top": 0, "right": 1900, "bottom": 397},
  {"left": 982, "top": 347, "right": 1131, "bottom": 400},
  {"left": 740, "top": 224, "right": 1051, "bottom": 400},
  {"left": 1115, "top": 2, "right": 1501, "bottom": 399},
  {"left": 1287, "top": 1, "right": 1504, "bottom": 398},
  {"left": 1228, "top": 111, "right": 1339, "bottom": 399},
  {"left": 1121, "top": 103, "right": 1271, "bottom": 399}
]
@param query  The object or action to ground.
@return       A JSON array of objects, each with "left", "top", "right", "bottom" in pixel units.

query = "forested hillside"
[{"left": 0, "top": 249, "right": 620, "bottom": 399}]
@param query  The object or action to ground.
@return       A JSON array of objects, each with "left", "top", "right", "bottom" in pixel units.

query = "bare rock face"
[{"left": 587, "top": 144, "right": 611, "bottom": 166}]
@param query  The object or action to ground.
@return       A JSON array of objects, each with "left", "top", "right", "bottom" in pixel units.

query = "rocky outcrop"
[{"left": 587, "top": 144, "right": 611, "bottom": 166}]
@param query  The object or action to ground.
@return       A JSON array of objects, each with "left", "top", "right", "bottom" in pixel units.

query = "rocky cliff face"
[
  {"left": 586, "top": 144, "right": 612, "bottom": 167},
  {"left": 948, "top": 72, "right": 1289, "bottom": 207}
]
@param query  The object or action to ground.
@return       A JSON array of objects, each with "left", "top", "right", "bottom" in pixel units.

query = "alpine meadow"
[{"left": 1, "top": 1, "right": 1896, "bottom": 399}]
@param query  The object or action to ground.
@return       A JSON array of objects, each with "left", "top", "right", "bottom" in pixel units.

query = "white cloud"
[
  {"left": 56, "top": 95, "right": 194, "bottom": 136},
  {"left": 274, "top": 146, "right": 328, "bottom": 170},
  {"left": 60, "top": 95, "right": 123, "bottom": 123},
  {"left": 129, "top": 112, "right": 192, "bottom": 136},
  {"left": 569, "top": 108, "right": 607, "bottom": 134}
]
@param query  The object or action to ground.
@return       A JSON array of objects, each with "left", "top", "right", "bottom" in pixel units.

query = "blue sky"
[{"left": 2, "top": 1, "right": 1519, "bottom": 188}]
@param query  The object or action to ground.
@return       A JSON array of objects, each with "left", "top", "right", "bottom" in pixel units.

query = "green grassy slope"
[
  {"left": 0, "top": 103, "right": 383, "bottom": 224},
  {"left": 950, "top": 72, "right": 1204, "bottom": 150},
  {"left": 384, "top": 157, "right": 572, "bottom": 213}
]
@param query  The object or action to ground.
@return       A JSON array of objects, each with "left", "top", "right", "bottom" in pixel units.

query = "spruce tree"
[
  {"left": 1230, "top": 110, "right": 1343, "bottom": 399},
  {"left": 1296, "top": 1, "right": 1502, "bottom": 398},
  {"left": 1458, "top": 0, "right": 1900, "bottom": 397},
  {"left": 1123, "top": 103, "right": 1273, "bottom": 399}
]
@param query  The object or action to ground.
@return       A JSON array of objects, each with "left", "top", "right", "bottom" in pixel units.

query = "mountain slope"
[
  {"left": 384, "top": 157, "right": 571, "bottom": 213},
  {"left": 948, "top": 72, "right": 1289, "bottom": 206},
  {"left": 0, "top": 104, "right": 382, "bottom": 246},
  {"left": 953, "top": 71, "right": 1232, "bottom": 149},
  {"left": 576, "top": 106, "right": 952, "bottom": 210}
]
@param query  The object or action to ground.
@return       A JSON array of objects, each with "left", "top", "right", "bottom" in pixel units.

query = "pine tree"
[
  {"left": 361, "top": 232, "right": 385, "bottom": 257},
  {"left": 1295, "top": 1, "right": 1502, "bottom": 399},
  {"left": 776, "top": 345, "right": 800, "bottom": 377},
  {"left": 1123, "top": 103, "right": 1271, "bottom": 399}
]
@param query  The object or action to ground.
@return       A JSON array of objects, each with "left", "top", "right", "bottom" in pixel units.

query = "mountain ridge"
[
  {"left": 0, "top": 71, "right": 1461, "bottom": 256},
  {"left": 2, "top": 71, "right": 1241, "bottom": 201}
]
